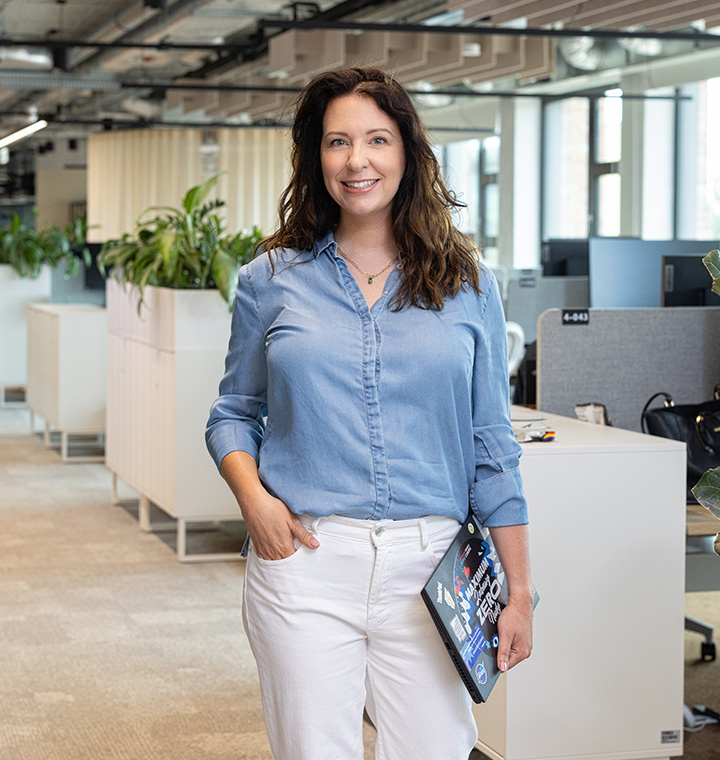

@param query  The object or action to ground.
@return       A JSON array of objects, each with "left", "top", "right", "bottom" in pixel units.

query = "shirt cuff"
[
  {"left": 205, "top": 424, "right": 262, "bottom": 472},
  {"left": 469, "top": 467, "right": 529, "bottom": 526}
]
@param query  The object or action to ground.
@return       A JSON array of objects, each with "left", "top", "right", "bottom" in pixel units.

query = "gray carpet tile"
[{"left": 2, "top": 406, "right": 718, "bottom": 759}]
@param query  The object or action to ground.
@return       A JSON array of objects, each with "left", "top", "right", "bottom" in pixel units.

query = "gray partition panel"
[
  {"left": 505, "top": 275, "right": 589, "bottom": 344},
  {"left": 537, "top": 307, "right": 720, "bottom": 432}
]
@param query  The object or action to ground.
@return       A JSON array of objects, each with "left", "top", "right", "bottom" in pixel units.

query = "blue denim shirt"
[{"left": 206, "top": 231, "right": 528, "bottom": 528}]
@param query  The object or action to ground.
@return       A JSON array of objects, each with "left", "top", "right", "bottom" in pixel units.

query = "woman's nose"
[{"left": 346, "top": 144, "right": 368, "bottom": 171}]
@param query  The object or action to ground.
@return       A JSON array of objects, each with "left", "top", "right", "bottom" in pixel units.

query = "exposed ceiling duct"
[{"left": 0, "top": 0, "right": 719, "bottom": 146}]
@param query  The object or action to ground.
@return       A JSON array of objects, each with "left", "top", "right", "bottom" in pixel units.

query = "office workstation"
[{"left": 1, "top": 1, "right": 720, "bottom": 758}]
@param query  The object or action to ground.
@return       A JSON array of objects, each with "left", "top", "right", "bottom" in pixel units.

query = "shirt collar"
[{"left": 314, "top": 229, "right": 339, "bottom": 259}]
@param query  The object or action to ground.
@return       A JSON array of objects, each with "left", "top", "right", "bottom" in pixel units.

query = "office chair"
[{"left": 506, "top": 321, "right": 525, "bottom": 377}]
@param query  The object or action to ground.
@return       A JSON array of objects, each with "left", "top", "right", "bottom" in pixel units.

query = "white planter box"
[
  {"left": 26, "top": 303, "right": 107, "bottom": 461},
  {"left": 0, "top": 264, "right": 51, "bottom": 397},
  {"left": 105, "top": 279, "right": 240, "bottom": 560}
]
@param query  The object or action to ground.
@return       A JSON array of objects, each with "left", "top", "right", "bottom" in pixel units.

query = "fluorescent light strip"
[{"left": 0, "top": 119, "right": 48, "bottom": 149}]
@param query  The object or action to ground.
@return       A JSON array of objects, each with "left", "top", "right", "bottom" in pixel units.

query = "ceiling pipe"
[{"left": 72, "top": 0, "right": 227, "bottom": 74}]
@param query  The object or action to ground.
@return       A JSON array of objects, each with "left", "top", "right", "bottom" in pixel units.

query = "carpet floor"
[{"left": 0, "top": 405, "right": 718, "bottom": 759}]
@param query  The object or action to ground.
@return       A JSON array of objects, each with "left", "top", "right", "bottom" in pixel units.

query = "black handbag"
[{"left": 641, "top": 386, "right": 720, "bottom": 502}]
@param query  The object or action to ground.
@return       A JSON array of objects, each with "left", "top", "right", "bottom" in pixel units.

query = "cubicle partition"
[{"left": 536, "top": 306, "right": 720, "bottom": 432}]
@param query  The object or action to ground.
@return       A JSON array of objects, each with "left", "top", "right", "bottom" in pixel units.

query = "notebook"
[{"left": 421, "top": 515, "right": 538, "bottom": 703}]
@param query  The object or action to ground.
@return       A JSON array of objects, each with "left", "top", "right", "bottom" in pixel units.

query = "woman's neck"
[{"left": 334, "top": 217, "right": 397, "bottom": 259}]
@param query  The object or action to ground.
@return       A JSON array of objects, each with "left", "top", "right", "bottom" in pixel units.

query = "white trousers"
[{"left": 242, "top": 514, "right": 478, "bottom": 760}]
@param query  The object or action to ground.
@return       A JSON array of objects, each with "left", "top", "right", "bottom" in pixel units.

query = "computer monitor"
[
  {"left": 588, "top": 238, "right": 718, "bottom": 307},
  {"left": 541, "top": 239, "right": 589, "bottom": 277},
  {"left": 662, "top": 255, "right": 718, "bottom": 306}
]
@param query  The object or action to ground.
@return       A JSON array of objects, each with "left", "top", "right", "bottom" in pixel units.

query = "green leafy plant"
[
  {"left": 690, "top": 249, "right": 720, "bottom": 554},
  {"left": 97, "top": 173, "right": 262, "bottom": 310},
  {"left": 0, "top": 212, "right": 90, "bottom": 278}
]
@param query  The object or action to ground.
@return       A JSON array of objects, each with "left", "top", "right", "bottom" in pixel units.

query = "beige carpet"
[
  {"left": 684, "top": 591, "right": 720, "bottom": 759},
  {"left": 1, "top": 405, "right": 718, "bottom": 759}
]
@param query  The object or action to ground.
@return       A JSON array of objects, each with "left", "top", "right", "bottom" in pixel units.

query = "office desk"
[{"left": 473, "top": 410, "right": 686, "bottom": 760}]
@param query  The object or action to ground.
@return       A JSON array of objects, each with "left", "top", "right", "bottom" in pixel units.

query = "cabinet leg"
[
  {"left": 61, "top": 432, "right": 69, "bottom": 462},
  {"left": 177, "top": 519, "right": 187, "bottom": 562},
  {"left": 43, "top": 421, "right": 50, "bottom": 447},
  {"left": 139, "top": 496, "right": 151, "bottom": 532},
  {"left": 111, "top": 473, "right": 119, "bottom": 505}
]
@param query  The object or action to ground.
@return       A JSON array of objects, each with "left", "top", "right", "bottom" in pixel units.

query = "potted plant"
[
  {"left": 691, "top": 249, "right": 720, "bottom": 555},
  {"left": 97, "top": 172, "right": 262, "bottom": 310},
  {"left": 0, "top": 212, "right": 90, "bottom": 278},
  {"left": 0, "top": 213, "right": 90, "bottom": 397},
  {"left": 98, "top": 173, "right": 263, "bottom": 561}
]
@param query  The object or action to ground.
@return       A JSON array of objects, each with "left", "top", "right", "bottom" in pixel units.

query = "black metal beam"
[
  {"left": 0, "top": 37, "right": 252, "bottom": 53},
  {"left": 126, "top": 80, "right": 689, "bottom": 102},
  {"left": 256, "top": 18, "right": 720, "bottom": 44},
  {"left": 6, "top": 114, "right": 492, "bottom": 134}
]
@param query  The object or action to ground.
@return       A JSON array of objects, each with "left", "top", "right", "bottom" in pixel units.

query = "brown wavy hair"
[{"left": 262, "top": 66, "right": 481, "bottom": 310}]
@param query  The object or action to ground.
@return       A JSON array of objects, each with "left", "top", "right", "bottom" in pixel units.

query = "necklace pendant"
[{"left": 367, "top": 276, "right": 374, "bottom": 285}]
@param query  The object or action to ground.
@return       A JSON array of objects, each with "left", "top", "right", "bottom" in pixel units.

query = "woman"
[{"left": 206, "top": 67, "right": 533, "bottom": 760}]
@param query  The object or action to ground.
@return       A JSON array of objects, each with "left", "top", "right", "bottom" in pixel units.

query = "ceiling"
[{"left": 1, "top": 0, "right": 720, "bottom": 147}]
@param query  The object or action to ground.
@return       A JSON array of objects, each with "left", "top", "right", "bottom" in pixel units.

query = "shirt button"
[{"left": 375, "top": 526, "right": 384, "bottom": 536}]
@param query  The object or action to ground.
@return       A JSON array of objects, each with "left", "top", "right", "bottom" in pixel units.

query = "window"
[
  {"left": 440, "top": 136, "right": 501, "bottom": 263},
  {"left": 677, "top": 78, "right": 720, "bottom": 240},
  {"left": 590, "top": 92, "right": 622, "bottom": 237},
  {"left": 543, "top": 97, "right": 590, "bottom": 239},
  {"left": 443, "top": 138, "right": 481, "bottom": 241}
]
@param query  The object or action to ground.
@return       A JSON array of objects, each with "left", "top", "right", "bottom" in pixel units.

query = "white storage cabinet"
[
  {"left": 26, "top": 303, "right": 107, "bottom": 461},
  {"left": 105, "top": 279, "right": 241, "bottom": 561},
  {"left": 473, "top": 410, "right": 686, "bottom": 760},
  {"left": 0, "top": 264, "right": 51, "bottom": 403}
]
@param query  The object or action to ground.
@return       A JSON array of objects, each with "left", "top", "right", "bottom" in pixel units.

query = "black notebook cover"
[{"left": 421, "top": 515, "right": 538, "bottom": 703}]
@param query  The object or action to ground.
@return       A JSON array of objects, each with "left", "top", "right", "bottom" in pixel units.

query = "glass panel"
[
  {"left": 482, "top": 135, "right": 500, "bottom": 175},
  {"left": 543, "top": 97, "right": 590, "bottom": 238},
  {"left": 595, "top": 93, "right": 622, "bottom": 164},
  {"left": 443, "top": 139, "right": 481, "bottom": 239},
  {"left": 483, "top": 183, "right": 499, "bottom": 239},
  {"left": 596, "top": 173, "right": 621, "bottom": 237}
]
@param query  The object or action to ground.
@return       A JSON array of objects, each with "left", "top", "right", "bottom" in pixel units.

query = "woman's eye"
[
  {"left": 371, "top": 137, "right": 387, "bottom": 145},
  {"left": 329, "top": 138, "right": 346, "bottom": 147}
]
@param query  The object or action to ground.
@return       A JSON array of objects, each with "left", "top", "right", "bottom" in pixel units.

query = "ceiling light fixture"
[{"left": 0, "top": 120, "right": 49, "bottom": 149}]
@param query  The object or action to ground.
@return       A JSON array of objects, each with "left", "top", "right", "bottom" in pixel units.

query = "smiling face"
[{"left": 320, "top": 93, "right": 406, "bottom": 228}]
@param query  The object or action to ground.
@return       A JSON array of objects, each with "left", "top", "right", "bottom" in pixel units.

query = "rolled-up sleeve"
[
  {"left": 205, "top": 266, "right": 267, "bottom": 470},
  {"left": 468, "top": 269, "right": 529, "bottom": 527}
]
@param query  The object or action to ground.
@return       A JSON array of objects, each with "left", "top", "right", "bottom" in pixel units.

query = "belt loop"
[
  {"left": 419, "top": 519, "right": 429, "bottom": 550},
  {"left": 310, "top": 516, "right": 322, "bottom": 534}
]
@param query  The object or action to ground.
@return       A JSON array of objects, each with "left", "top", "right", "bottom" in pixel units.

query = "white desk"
[{"left": 474, "top": 410, "right": 686, "bottom": 760}]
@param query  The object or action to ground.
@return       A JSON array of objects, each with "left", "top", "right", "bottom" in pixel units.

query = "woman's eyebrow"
[{"left": 324, "top": 127, "right": 396, "bottom": 137}]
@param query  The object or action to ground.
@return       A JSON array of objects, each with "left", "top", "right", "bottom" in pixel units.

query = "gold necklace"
[{"left": 337, "top": 246, "right": 397, "bottom": 285}]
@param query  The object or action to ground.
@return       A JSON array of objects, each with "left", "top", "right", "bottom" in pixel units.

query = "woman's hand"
[
  {"left": 243, "top": 489, "right": 319, "bottom": 560},
  {"left": 219, "top": 450, "right": 319, "bottom": 560},
  {"left": 496, "top": 597, "right": 534, "bottom": 672},
  {"left": 487, "top": 524, "right": 534, "bottom": 673}
]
